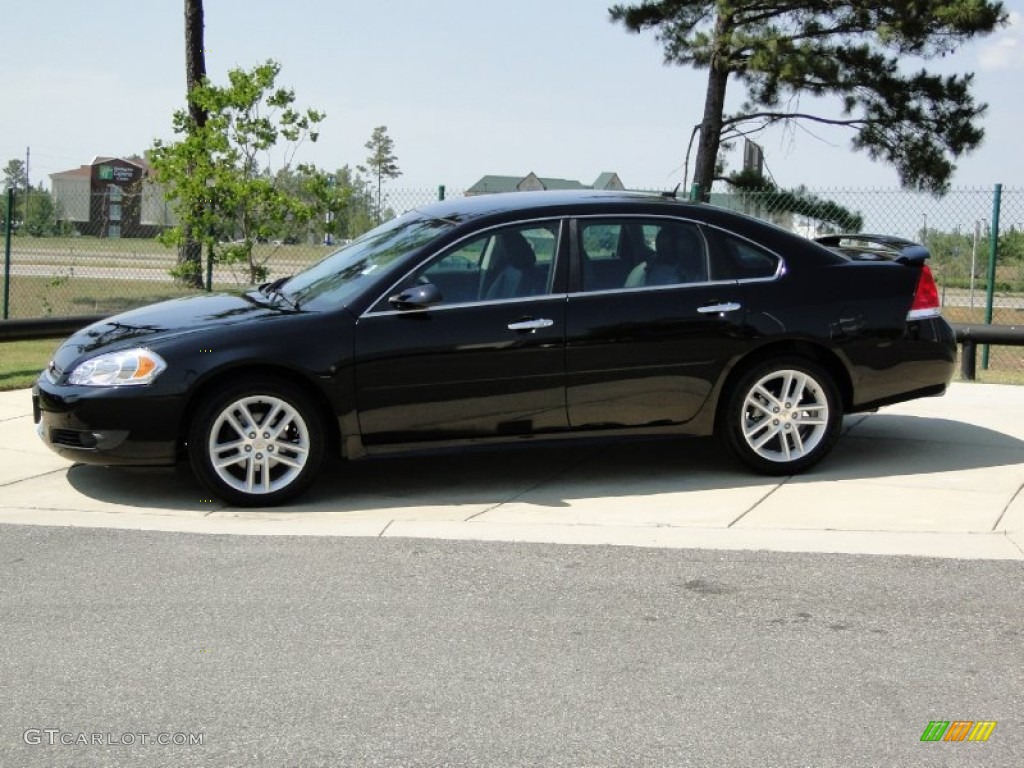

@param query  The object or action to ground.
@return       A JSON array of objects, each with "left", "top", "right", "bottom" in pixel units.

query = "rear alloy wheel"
[
  {"left": 189, "top": 378, "right": 325, "bottom": 506},
  {"left": 722, "top": 359, "right": 841, "bottom": 475}
]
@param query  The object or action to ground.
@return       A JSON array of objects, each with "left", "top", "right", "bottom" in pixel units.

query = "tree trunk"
[
  {"left": 185, "top": 0, "right": 207, "bottom": 128},
  {"left": 691, "top": 10, "right": 732, "bottom": 203},
  {"left": 180, "top": 0, "right": 208, "bottom": 289},
  {"left": 692, "top": 67, "right": 729, "bottom": 202}
]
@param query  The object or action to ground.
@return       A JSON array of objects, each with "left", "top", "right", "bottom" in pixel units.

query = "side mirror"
[{"left": 388, "top": 282, "right": 443, "bottom": 310}]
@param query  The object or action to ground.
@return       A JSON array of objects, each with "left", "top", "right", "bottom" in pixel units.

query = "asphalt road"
[{"left": 1, "top": 525, "right": 1020, "bottom": 768}]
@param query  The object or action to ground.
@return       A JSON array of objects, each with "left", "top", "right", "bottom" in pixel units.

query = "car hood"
[{"left": 51, "top": 292, "right": 300, "bottom": 370}]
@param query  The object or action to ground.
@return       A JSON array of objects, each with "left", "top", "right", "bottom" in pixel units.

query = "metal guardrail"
[
  {"left": 0, "top": 315, "right": 106, "bottom": 342},
  {"left": 0, "top": 316, "right": 1020, "bottom": 382},
  {"left": 952, "top": 323, "right": 1024, "bottom": 381}
]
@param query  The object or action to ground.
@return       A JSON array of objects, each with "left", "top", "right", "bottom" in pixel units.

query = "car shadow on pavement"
[
  {"left": 62, "top": 412, "right": 1024, "bottom": 514},
  {"left": 808, "top": 413, "right": 1024, "bottom": 482},
  {"left": 64, "top": 464, "right": 213, "bottom": 512}
]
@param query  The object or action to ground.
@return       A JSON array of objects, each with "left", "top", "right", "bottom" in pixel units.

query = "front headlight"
[{"left": 67, "top": 348, "right": 168, "bottom": 387}]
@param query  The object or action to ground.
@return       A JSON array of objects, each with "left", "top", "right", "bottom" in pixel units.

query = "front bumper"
[{"left": 33, "top": 378, "right": 182, "bottom": 466}]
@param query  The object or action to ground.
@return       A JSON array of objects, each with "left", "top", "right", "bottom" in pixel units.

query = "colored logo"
[{"left": 921, "top": 721, "right": 997, "bottom": 742}]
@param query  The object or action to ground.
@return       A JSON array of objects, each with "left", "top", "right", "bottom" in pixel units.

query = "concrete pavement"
[{"left": 1, "top": 383, "right": 1023, "bottom": 559}]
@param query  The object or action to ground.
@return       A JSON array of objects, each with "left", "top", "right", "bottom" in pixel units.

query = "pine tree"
[
  {"left": 610, "top": 0, "right": 1007, "bottom": 198},
  {"left": 363, "top": 126, "right": 401, "bottom": 223}
]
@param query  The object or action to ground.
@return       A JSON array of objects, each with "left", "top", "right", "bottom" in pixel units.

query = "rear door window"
[
  {"left": 577, "top": 219, "right": 713, "bottom": 291},
  {"left": 709, "top": 230, "right": 781, "bottom": 280}
]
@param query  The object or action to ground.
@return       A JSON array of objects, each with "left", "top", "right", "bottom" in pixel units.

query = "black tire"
[
  {"left": 720, "top": 358, "right": 842, "bottom": 475},
  {"left": 188, "top": 377, "right": 325, "bottom": 507}
]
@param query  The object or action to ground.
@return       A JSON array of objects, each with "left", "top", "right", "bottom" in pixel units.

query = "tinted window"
[
  {"left": 579, "top": 219, "right": 709, "bottom": 291},
  {"left": 716, "top": 231, "right": 780, "bottom": 280},
  {"left": 402, "top": 222, "right": 560, "bottom": 306}
]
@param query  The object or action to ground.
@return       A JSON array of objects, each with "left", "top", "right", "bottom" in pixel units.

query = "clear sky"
[{"left": 1, "top": 0, "right": 1022, "bottom": 193}]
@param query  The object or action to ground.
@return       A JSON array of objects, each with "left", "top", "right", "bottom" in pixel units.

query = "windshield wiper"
[
  {"left": 256, "top": 276, "right": 298, "bottom": 308},
  {"left": 258, "top": 276, "right": 289, "bottom": 294}
]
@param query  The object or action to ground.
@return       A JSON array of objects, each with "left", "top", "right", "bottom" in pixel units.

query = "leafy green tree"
[
  {"left": 23, "top": 186, "right": 59, "bottom": 236},
  {"left": 337, "top": 166, "right": 381, "bottom": 238},
  {"left": 922, "top": 228, "right": 975, "bottom": 284},
  {"left": 911, "top": 226, "right": 1024, "bottom": 289},
  {"left": 230, "top": 163, "right": 384, "bottom": 249},
  {"left": 265, "top": 164, "right": 352, "bottom": 245},
  {"left": 314, "top": 165, "right": 380, "bottom": 243},
  {"left": 2, "top": 158, "right": 27, "bottom": 224},
  {"left": 283, "top": 164, "right": 381, "bottom": 244},
  {"left": 3, "top": 158, "right": 26, "bottom": 192},
  {"left": 609, "top": 0, "right": 1007, "bottom": 199},
  {"left": 362, "top": 125, "right": 401, "bottom": 223},
  {"left": 150, "top": 59, "right": 326, "bottom": 284},
  {"left": 1000, "top": 228, "right": 1024, "bottom": 264}
]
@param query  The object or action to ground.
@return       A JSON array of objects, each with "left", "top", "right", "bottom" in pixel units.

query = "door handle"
[
  {"left": 507, "top": 318, "right": 554, "bottom": 331},
  {"left": 697, "top": 302, "right": 742, "bottom": 314}
]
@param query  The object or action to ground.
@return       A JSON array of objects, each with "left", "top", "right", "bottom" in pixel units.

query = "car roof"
[{"left": 415, "top": 189, "right": 699, "bottom": 220}]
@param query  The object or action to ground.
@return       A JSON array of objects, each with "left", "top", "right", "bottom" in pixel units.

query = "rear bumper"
[
  {"left": 847, "top": 317, "right": 957, "bottom": 412},
  {"left": 849, "top": 382, "right": 949, "bottom": 414}
]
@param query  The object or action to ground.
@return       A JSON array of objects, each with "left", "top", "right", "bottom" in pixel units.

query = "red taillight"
[{"left": 907, "top": 265, "right": 941, "bottom": 320}]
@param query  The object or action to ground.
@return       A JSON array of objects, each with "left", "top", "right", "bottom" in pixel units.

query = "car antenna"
[{"left": 660, "top": 183, "right": 681, "bottom": 199}]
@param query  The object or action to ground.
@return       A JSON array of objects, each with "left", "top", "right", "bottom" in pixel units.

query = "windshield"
[{"left": 281, "top": 212, "right": 458, "bottom": 309}]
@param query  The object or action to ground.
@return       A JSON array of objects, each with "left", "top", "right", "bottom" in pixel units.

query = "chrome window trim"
[
  {"left": 365, "top": 292, "right": 569, "bottom": 319},
  {"left": 566, "top": 279, "right": 738, "bottom": 300},
  {"left": 700, "top": 222, "right": 786, "bottom": 283},
  {"left": 737, "top": 267, "right": 786, "bottom": 284}
]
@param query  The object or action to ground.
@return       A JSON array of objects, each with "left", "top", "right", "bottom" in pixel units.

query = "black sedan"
[{"left": 33, "top": 190, "right": 956, "bottom": 506}]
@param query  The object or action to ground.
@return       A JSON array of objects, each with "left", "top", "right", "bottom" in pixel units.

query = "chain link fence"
[
  {"left": 715, "top": 186, "right": 1024, "bottom": 324},
  {"left": 0, "top": 186, "right": 446, "bottom": 319},
  {"left": 3, "top": 184, "right": 1022, "bottom": 371}
]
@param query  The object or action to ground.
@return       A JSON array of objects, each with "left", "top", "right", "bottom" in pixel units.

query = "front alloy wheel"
[
  {"left": 723, "top": 359, "right": 841, "bottom": 475},
  {"left": 189, "top": 378, "right": 325, "bottom": 506}
]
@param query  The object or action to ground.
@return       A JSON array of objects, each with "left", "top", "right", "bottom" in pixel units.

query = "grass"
[
  {"left": 974, "top": 368, "right": 1024, "bottom": 385},
  {"left": 9, "top": 234, "right": 332, "bottom": 269},
  {"left": 942, "top": 304, "right": 1024, "bottom": 324},
  {"left": 12, "top": 234, "right": 169, "bottom": 256},
  {"left": 941, "top": 305, "right": 1024, "bottom": 374},
  {"left": 0, "top": 339, "right": 61, "bottom": 391},
  {"left": 3, "top": 276, "right": 205, "bottom": 319},
  {"left": 2, "top": 241, "right": 333, "bottom": 318}
]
